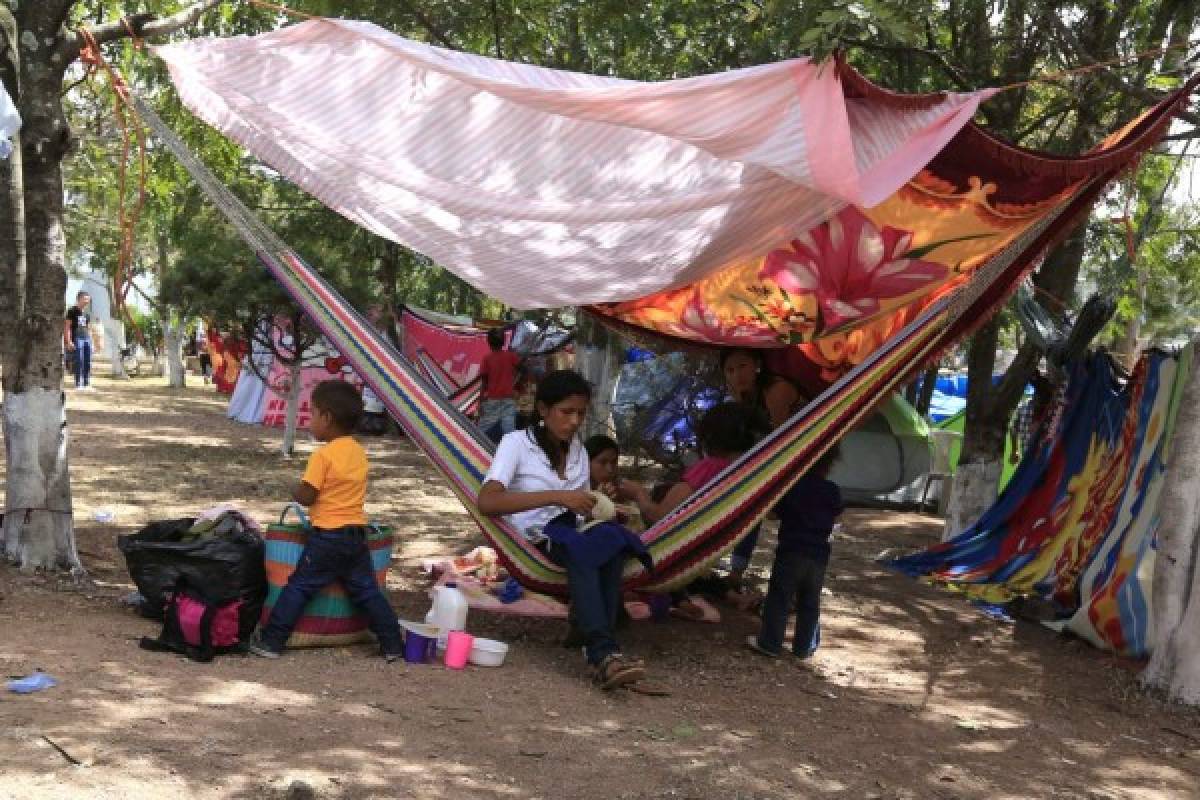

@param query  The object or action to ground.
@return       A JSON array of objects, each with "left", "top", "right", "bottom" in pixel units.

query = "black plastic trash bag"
[{"left": 117, "top": 518, "right": 267, "bottom": 639}]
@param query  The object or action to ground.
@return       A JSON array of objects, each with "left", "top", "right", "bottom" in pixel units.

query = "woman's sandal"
[
  {"left": 670, "top": 597, "right": 721, "bottom": 623},
  {"left": 592, "top": 654, "right": 646, "bottom": 690}
]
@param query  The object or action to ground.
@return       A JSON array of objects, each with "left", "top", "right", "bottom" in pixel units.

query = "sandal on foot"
[
  {"left": 744, "top": 635, "right": 781, "bottom": 658},
  {"left": 592, "top": 654, "right": 646, "bottom": 690}
]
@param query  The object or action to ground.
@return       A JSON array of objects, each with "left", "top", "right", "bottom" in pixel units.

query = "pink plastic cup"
[{"left": 443, "top": 630, "right": 474, "bottom": 670}]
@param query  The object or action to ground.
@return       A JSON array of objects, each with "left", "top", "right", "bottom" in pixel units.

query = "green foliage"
[{"left": 61, "top": 0, "right": 1200, "bottom": 377}]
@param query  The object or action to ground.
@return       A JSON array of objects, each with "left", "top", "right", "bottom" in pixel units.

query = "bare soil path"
[{"left": 1, "top": 370, "right": 1198, "bottom": 799}]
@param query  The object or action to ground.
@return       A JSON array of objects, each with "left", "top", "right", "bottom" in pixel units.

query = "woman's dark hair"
[
  {"left": 719, "top": 347, "right": 772, "bottom": 408},
  {"left": 584, "top": 434, "right": 619, "bottom": 461},
  {"left": 527, "top": 369, "right": 592, "bottom": 468},
  {"left": 311, "top": 380, "right": 364, "bottom": 431},
  {"left": 718, "top": 347, "right": 765, "bottom": 373},
  {"left": 696, "top": 401, "right": 769, "bottom": 457},
  {"left": 486, "top": 327, "right": 506, "bottom": 350}
]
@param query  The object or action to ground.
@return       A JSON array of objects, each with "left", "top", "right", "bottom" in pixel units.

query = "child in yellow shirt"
[{"left": 249, "top": 381, "right": 403, "bottom": 660}]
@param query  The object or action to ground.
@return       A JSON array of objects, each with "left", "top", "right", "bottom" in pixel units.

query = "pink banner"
[
  {"left": 401, "top": 308, "right": 492, "bottom": 390},
  {"left": 262, "top": 324, "right": 359, "bottom": 429}
]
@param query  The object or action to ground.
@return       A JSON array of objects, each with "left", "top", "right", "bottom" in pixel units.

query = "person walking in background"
[
  {"left": 64, "top": 291, "right": 94, "bottom": 390},
  {"left": 477, "top": 327, "right": 523, "bottom": 441}
]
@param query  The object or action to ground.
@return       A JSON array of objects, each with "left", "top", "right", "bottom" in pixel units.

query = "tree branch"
[
  {"left": 396, "top": 1, "right": 457, "bottom": 50},
  {"left": 61, "top": 0, "right": 223, "bottom": 63},
  {"left": 840, "top": 37, "right": 972, "bottom": 91}
]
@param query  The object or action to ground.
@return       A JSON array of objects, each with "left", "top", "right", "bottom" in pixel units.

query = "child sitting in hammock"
[{"left": 621, "top": 401, "right": 769, "bottom": 620}]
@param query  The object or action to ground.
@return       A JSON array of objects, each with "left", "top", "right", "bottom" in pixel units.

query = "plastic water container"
[{"left": 425, "top": 583, "right": 468, "bottom": 648}]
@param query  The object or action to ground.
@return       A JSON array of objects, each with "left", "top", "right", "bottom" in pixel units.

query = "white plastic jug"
[{"left": 425, "top": 583, "right": 469, "bottom": 647}]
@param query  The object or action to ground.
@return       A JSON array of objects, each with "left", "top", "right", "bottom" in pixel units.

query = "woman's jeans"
[
  {"left": 544, "top": 539, "right": 623, "bottom": 666},
  {"left": 72, "top": 336, "right": 92, "bottom": 387},
  {"left": 758, "top": 550, "right": 827, "bottom": 657}
]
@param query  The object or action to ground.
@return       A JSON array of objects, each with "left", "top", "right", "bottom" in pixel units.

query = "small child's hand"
[
  {"left": 559, "top": 489, "right": 597, "bottom": 516},
  {"left": 597, "top": 482, "right": 620, "bottom": 501}
]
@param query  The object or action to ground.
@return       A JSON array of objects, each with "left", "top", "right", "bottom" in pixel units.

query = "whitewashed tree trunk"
[
  {"left": 1141, "top": 344, "right": 1200, "bottom": 704},
  {"left": 943, "top": 460, "right": 1002, "bottom": 540},
  {"left": 280, "top": 359, "right": 303, "bottom": 457},
  {"left": 163, "top": 318, "right": 186, "bottom": 388},
  {"left": 105, "top": 317, "right": 128, "bottom": 379},
  {"left": 0, "top": 7, "right": 80, "bottom": 574},
  {"left": 1, "top": 389, "right": 81, "bottom": 572}
]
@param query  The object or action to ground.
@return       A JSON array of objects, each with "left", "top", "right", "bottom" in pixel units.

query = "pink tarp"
[
  {"left": 155, "top": 20, "right": 992, "bottom": 308},
  {"left": 400, "top": 308, "right": 491, "bottom": 390}
]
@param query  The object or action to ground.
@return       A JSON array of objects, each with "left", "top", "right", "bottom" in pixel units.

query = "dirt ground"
[{"left": 2, "top": 368, "right": 1199, "bottom": 800}]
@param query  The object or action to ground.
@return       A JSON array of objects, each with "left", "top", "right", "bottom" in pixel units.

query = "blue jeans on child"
[
  {"left": 259, "top": 526, "right": 403, "bottom": 655},
  {"left": 542, "top": 536, "right": 625, "bottom": 667},
  {"left": 730, "top": 522, "right": 760, "bottom": 573},
  {"left": 72, "top": 336, "right": 92, "bottom": 387},
  {"left": 757, "top": 550, "right": 827, "bottom": 657}
]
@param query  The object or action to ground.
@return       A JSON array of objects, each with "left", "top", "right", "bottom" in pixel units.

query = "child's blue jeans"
[
  {"left": 757, "top": 550, "right": 827, "bottom": 657},
  {"left": 259, "top": 526, "right": 403, "bottom": 655}
]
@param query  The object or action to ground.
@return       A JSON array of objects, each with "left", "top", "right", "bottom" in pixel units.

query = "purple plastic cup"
[{"left": 404, "top": 630, "right": 436, "bottom": 664}]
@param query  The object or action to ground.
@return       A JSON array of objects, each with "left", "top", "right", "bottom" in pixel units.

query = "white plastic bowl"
[{"left": 468, "top": 637, "right": 509, "bottom": 667}]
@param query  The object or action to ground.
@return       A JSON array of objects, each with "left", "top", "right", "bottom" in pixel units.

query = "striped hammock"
[
  {"left": 130, "top": 79, "right": 1186, "bottom": 595},
  {"left": 412, "top": 348, "right": 483, "bottom": 417}
]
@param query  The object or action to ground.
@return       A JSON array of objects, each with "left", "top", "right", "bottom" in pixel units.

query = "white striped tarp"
[{"left": 156, "top": 19, "right": 993, "bottom": 309}]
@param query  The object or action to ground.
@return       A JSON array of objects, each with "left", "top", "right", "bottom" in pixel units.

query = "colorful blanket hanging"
[
  {"left": 139, "top": 30, "right": 1193, "bottom": 595},
  {"left": 889, "top": 348, "right": 1192, "bottom": 657}
]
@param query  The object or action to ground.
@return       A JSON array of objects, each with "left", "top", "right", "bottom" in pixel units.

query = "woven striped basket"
[{"left": 261, "top": 505, "right": 394, "bottom": 648}]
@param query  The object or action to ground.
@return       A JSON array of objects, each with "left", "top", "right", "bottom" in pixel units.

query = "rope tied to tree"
[{"left": 77, "top": 27, "right": 149, "bottom": 348}]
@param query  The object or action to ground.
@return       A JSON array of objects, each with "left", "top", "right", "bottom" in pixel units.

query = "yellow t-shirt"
[{"left": 302, "top": 436, "right": 368, "bottom": 529}]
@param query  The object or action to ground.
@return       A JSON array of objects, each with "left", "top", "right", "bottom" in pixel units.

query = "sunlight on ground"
[{"left": 2, "top": 369, "right": 1199, "bottom": 799}]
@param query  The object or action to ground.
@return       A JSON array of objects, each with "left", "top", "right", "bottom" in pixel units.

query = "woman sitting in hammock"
[
  {"left": 719, "top": 348, "right": 805, "bottom": 591},
  {"left": 478, "top": 369, "right": 651, "bottom": 690}
]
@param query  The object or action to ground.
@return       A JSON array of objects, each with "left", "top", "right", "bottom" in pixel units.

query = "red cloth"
[
  {"left": 480, "top": 350, "right": 520, "bottom": 399},
  {"left": 682, "top": 456, "right": 733, "bottom": 491}
]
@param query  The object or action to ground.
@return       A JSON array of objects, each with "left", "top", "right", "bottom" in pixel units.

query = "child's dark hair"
[
  {"left": 696, "top": 401, "right": 769, "bottom": 456},
  {"left": 528, "top": 370, "right": 592, "bottom": 468},
  {"left": 584, "top": 434, "right": 619, "bottom": 461},
  {"left": 811, "top": 443, "right": 840, "bottom": 477},
  {"left": 311, "top": 380, "right": 363, "bottom": 431},
  {"left": 486, "top": 327, "right": 505, "bottom": 350}
]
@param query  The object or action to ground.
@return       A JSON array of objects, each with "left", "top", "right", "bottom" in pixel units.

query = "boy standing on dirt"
[{"left": 249, "top": 380, "right": 404, "bottom": 660}]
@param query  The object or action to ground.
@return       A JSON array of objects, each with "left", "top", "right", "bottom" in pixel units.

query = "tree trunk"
[
  {"left": 943, "top": 321, "right": 1006, "bottom": 538},
  {"left": 1, "top": 388, "right": 80, "bottom": 572},
  {"left": 280, "top": 359, "right": 302, "bottom": 457},
  {"left": 916, "top": 364, "right": 939, "bottom": 417},
  {"left": 1141, "top": 343, "right": 1200, "bottom": 702},
  {"left": 0, "top": 10, "right": 82, "bottom": 573},
  {"left": 106, "top": 316, "right": 128, "bottom": 379},
  {"left": 163, "top": 317, "right": 186, "bottom": 388},
  {"left": 1117, "top": 271, "right": 1146, "bottom": 370}
]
